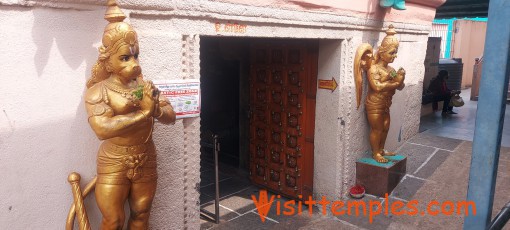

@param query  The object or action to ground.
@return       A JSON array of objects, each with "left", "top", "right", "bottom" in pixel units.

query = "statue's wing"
[{"left": 353, "top": 43, "right": 374, "bottom": 109}]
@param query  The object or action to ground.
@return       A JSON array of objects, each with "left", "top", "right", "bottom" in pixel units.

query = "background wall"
[
  {"left": 0, "top": 6, "right": 105, "bottom": 229},
  {"left": 0, "top": 0, "right": 443, "bottom": 228},
  {"left": 451, "top": 19, "right": 487, "bottom": 88},
  {"left": 423, "top": 37, "right": 442, "bottom": 91}
]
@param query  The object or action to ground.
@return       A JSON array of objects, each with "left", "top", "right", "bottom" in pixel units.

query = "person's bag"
[{"left": 449, "top": 94, "right": 465, "bottom": 107}]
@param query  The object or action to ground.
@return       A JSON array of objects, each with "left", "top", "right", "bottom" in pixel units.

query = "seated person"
[{"left": 428, "top": 70, "right": 460, "bottom": 115}]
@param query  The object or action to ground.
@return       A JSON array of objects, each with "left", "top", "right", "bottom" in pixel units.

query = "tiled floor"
[
  {"left": 419, "top": 88, "right": 510, "bottom": 147},
  {"left": 199, "top": 156, "right": 360, "bottom": 229},
  {"left": 199, "top": 88, "right": 510, "bottom": 229}
]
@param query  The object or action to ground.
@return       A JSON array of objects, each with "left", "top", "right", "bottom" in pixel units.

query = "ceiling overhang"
[{"left": 435, "top": 0, "right": 489, "bottom": 19}]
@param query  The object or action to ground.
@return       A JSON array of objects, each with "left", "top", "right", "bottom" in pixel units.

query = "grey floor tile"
[
  {"left": 413, "top": 150, "right": 450, "bottom": 179},
  {"left": 210, "top": 212, "right": 278, "bottom": 230},
  {"left": 200, "top": 170, "right": 234, "bottom": 188},
  {"left": 201, "top": 202, "right": 240, "bottom": 222},
  {"left": 408, "top": 133, "right": 463, "bottom": 151},
  {"left": 500, "top": 146, "right": 510, "bottom": 161},
  {"left": 298, "top": 217, "right": 362, "bottom": 230},
  {"left": 201, "top": 177, "right": 252, "bottom": 199},
  {"left": 424, "top": 126, "right": 474, "bottom": 144},
  {"left": 200, "top": 216, "right": 215, "bottom": 230},
  {"left": 397, "top": 143, "right": 435, "bottom": 174},
  {"left": 214, "top": 185, "right": 267, "bottom": 215},
  {"left": 201, "top": 192, "right": 214, "bottom": 205},
  {"left": 427, "top": 150, "right": 471, "bottom": 186},
  {"left": 334, "top": 195, "right": 393, "bottom": 230},
  {"left": 391, "top": 182, "right": 466, "bottom": 230},
  {"left": 267, "top": 214, "right": 317, "bottom": 230},
  {"left": 390, "top": 176, "right": 425, "bottom": 201},
  {"left": 262, "top": 196, "right": 321, "bottom": 223},
  {"left": 496, "top": 158, "right": 510, "bottom": 178}
]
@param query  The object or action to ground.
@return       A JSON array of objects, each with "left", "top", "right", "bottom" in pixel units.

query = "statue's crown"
[
  {"left": 380, "top": 24, "right": 399, "bottom": 49},
  {"left": 385, "top": 24, "right": 397, "bottom": 36},
  {"left": 100, "top": 0, "right": 137, "bottom": 50},
  {"left": 105, "top": 0, "right": 126, "bottom": 23}
]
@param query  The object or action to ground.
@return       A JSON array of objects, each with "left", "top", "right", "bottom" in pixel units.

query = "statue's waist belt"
[
  {"left": 97, "top": 141, "right": 157, "bottom": 174},
  {"left": 102, "top": 141, "right": 152, "bottom": 154}
]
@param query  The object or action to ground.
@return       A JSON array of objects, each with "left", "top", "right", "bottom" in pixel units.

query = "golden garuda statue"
[
  {"left": 354, "top": 25, "right": 406, "bottom": 163},
  {"left": 66, "top": 0, "right": 176, "bottom": 229}
]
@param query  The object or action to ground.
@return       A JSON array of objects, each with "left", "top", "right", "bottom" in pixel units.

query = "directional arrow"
[{"left": 318, "top": 77, "right": 338, "bottom": 92}]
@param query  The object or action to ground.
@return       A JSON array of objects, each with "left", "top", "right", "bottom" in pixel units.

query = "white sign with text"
[{"left": 153, "top": 79, "right": 201, "bottom": 119}]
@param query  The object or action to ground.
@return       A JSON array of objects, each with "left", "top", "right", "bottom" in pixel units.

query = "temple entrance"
[
  {"left": 249, "top": 40, "right": 318, "bottom": 199},
  {"left": 199, "top": 37, "right": 318, "bottom": 202}
]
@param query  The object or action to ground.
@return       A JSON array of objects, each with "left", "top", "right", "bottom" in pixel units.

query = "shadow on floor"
[{"left": 419, "top": 88, "right": 510, "bottom": 147}]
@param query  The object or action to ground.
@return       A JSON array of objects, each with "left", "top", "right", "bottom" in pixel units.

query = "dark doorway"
[
  {"left": 199, "top": 38, "right": 253, "bottom": 217},
  {"left": 200, "top": 40, "right": 240, "bottom": 167},
  {"left": 200, "top": 37, "right": 250, "bottom": 169}
]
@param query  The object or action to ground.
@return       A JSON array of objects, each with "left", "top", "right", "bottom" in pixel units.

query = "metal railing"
[{"left": 200, "top": 134, "right": 221, "bottom": 224}]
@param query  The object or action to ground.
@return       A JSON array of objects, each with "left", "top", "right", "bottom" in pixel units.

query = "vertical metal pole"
[
  {"left": 464, "top": 0, "right": 510, "bottom": 229},
  {"left": 213, "top": 134, "right": 220, "bottom": 224}
]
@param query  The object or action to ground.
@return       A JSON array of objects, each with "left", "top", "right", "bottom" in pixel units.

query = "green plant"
[
  {"left": 389, "top": 70, "right": 397, "bottom": 79},
  {"left": 132, "top": 85, "right": 144, "bottom": 100}
]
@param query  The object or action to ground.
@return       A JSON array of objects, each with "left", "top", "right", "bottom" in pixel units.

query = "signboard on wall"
[{"left": 153, "top": 79, "right": 201, "bottom": 119}]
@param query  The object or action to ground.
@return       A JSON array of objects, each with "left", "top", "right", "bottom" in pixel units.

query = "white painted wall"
[
  {"left": 0, "top": 5, "right": 105, "bottom": 229},
  {"left": 314, "top": 39, "right": 344, "bottom": 200},
  {"left": 0, "top": 0, "right": 441, "bottom": 229}
]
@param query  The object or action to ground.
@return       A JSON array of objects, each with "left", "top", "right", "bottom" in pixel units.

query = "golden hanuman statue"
[
  {"left": 67, "top": 1, "right": 176, "bottom": 229},
  {"left": 354, "top": 25, "right": 406, "bottom": 163}
]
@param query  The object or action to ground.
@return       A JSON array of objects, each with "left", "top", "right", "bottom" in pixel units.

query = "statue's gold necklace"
[{"left": 103, "top": 80, "right": 140, "bottom": 106}]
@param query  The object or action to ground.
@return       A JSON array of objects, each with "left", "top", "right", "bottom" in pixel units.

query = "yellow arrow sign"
[{"left": 318, "top": 77, "right": 338, "bottom": 92}]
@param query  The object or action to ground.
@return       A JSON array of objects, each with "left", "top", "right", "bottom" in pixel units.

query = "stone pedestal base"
[{"left": 355, "top": 155, "right": 406, "bottom": 197}]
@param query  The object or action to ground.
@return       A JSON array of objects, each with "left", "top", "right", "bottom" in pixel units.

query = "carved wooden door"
[{"left": 249, "top": 40, "right": 318, "bottom": 200}]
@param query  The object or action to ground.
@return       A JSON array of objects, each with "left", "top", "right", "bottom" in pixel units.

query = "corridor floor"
[{"left": 419, "top": 88, "right": 510, "bottom": 147}]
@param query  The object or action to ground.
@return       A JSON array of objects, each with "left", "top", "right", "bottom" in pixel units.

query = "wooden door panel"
[{"left": 250, "top": 40, "right": 317, "bottom": 200}]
